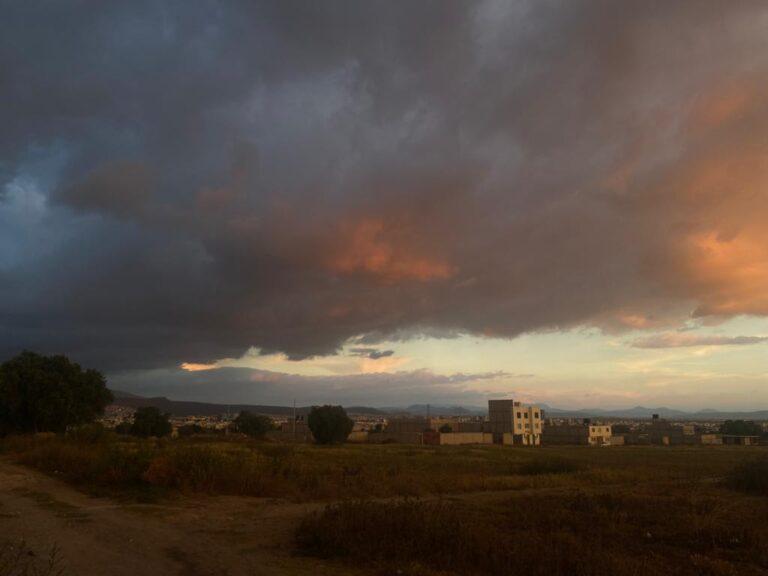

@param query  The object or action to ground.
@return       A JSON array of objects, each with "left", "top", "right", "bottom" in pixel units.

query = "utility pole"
[{"left": 293, "top": 399, "right": 296, "bottom": 441}]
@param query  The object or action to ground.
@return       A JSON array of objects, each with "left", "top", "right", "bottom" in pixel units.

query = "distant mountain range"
[
  {"left": 109, "top": 390, "right": 385, "bottom": 417},
  {"left": 109, "top": 390, "right": 768, "bottom": 420},
  {"left": 538, "top": 404, "right": 768, "bottom": 421},
  {"left": 380, "top": 404, "right": 486, "bottom": 416}
]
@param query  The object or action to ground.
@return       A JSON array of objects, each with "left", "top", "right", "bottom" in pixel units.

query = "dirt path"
[{"left": 0, "top": 458, "right": 361, "bottom": 576}]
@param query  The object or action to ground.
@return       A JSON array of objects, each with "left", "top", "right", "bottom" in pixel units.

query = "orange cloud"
[
  {"left": 691, "top": 82, "right": 754, "bottom": 129},
  {"left": 652, "top": 78, "right": 768, "bottom": 320},
  {"left": 181, "top": 362, "right": 219, "bottom": 372},
  {"left": 328, "top": 217, "right": 455, "bottom": 282},
  {"left": 685, "top": 231, "right": 768, "bottom": 316}
]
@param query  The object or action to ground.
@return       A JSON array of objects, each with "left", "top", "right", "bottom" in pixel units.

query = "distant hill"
[
  {"left": 110, "top": 389, "right": 143, "bottom": 399},
  {"left": 541, "top": 404, "right": 768, "bottom": 420},
  {"left": 108, "top": 391, "right": 384, "bottom": 417},
  {"left": 344, "top": 406, "right": 386, "bottom": 415},
  {"left": 108, "top": 391, "right": 767, "bottom": 420},
  {"left": 378, "top": 404, "right": 486, "bottom": 417}
]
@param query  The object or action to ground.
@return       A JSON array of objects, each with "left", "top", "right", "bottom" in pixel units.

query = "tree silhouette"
[
  {"left": 720, "top": 420, "right": 762, "bottom": 436},
  {"left": 0, "top": 351, "right": 112, "bottom": 435},
  {"left": 130, "top": 406, "right": 172, "bottom": 437},
  {"left": 307, "top": 405, "right": 354, "bottom": 444},
  {"left": 233, "top": 411, "right": 274, "bottom": 438}
]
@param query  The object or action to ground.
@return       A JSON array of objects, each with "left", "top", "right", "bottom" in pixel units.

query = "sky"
[{"left": 3, "top": 1, "right": 768, "bottom": 409}]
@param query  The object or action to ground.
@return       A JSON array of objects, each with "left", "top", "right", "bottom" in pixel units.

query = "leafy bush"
[{"left": 307, "top": 405, "right": 353, "bottom": 445}]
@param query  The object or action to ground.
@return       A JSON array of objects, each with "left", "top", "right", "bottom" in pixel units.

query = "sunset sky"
[{"left": 3, "top": 2, "right": 768, "bottom": 409}]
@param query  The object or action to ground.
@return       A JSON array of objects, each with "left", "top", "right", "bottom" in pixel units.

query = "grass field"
[{"left": 2, "top": 433, "right": 768, "bottom": 575}]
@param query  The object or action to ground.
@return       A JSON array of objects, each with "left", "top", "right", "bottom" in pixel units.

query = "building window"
[
  {"left": 517, "top": 423, "right": 522, "bottom": 430},
  {"left": 516, "top": 412, "right": 521, "bottom": 419},
  {"left": 524, "top": 413, "right": 528, "bottom": 419},
  {"left": 534, "top": 412, "right": 540, "bottom": 419}
]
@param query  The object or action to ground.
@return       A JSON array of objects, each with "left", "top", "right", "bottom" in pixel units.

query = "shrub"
[
  {"left": 176, "top": 424, "right": 204, "bottom": 437},
  {"left": 114, "top": 422, "right": 132, "bottom": 435},
  {"left": 130, "top": 407, "right": 172, "bottom": 438},
  {"left": 307, "top": 405, "right": 353, "bottom": 445},
  {"left": 66, "top": 423, "right": 110, "bottom": 444}
]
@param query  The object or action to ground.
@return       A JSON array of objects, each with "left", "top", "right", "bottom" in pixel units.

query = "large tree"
[
  {"left": 0, "top": 351, "right": 113, "bottom": 435},
  {"left": 720, "top": 420, "right": 763, "bottom": 436},
  {"left": 307, "top": 405, "right": 354, "bottom": 445},
  {"left": 233, "top": 411, "right": 273, "bottom": 438}
]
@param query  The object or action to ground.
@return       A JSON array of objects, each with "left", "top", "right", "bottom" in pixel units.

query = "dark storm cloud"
[
  {"left": 3, "top": 1, "right": 768, "bottom": 372},
  {"left": 348, "top": 348, "right": 395, "bottom": 360}
]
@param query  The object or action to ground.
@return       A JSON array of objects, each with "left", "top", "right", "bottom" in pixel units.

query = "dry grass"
[
  {"left": 3, "top": 434, "right": 768, "bottom": 574},
  {"left": 0, "top": 540, "right": 66, "bottom": 576},
  {"left": 0, "top": 435, "right": 575, "bottom": 500},
  {"left": 2, "top": 434, "right": 767, "bottom": 503},
  {"left": 726, "top": 456, "right": 768, "bottom": 495},
  {"left": 297, "top": 490, "right": 768, "bottom": 576}
]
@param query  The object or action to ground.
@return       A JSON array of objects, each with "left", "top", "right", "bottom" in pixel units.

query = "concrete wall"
[
  {"left": 699, "top": 433, "right": 722, "bottom": 445},
  {"left": 370, "top": 431, "right": 424, "bottom": 444},
  {"left": 437, "top": 432, "right": 493, "bottom": 445},
  {"left": 386, "top": 417, "right": 428, "bottom": 434},
  {"left": 543, "top": 425, "right": 589, "bottom": 446}
]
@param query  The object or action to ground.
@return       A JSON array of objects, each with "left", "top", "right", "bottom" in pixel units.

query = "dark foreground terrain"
[{"left": 2, "top": 435, "right": 767, "bottom": 575}]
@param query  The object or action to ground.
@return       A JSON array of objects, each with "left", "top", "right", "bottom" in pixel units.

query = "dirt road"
[{"left": 0, "top": 458, "right": 361, "bottom": 576}]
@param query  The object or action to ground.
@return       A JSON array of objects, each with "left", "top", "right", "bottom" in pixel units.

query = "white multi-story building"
[{"left": 488, "top": 399, "right": 542, "bottom": 445}]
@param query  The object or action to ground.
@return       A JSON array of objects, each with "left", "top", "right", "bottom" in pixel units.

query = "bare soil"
[{"left": 0, "top": 457, "right": 361, "bottom": 576}]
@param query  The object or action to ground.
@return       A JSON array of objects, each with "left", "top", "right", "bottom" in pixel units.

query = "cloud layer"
[
  {"left": 631, "top": 333, "right": 768, "bottom": 349},
  {"left": 2, "top": 2, "right": 768, "bottom": 372},
  {"left": 110, "top": 367, "right": 511, "bottom": 407}
]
